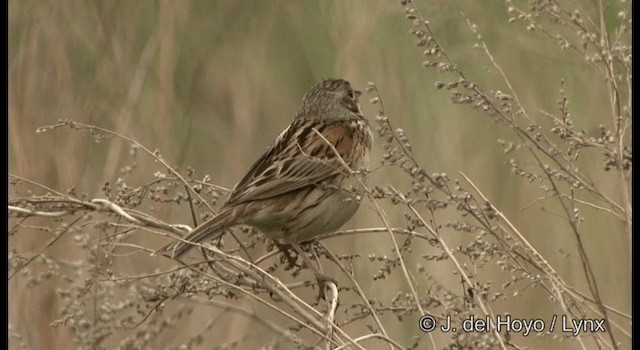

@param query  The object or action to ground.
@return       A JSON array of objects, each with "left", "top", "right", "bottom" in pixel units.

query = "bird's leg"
[{"left": 290, "top": 243, "right": 337, "bottom": 301}]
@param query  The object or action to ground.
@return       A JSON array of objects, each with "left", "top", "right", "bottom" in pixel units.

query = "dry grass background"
[{"left": 9, "top": 1, "right": 630, "bottom": 349}]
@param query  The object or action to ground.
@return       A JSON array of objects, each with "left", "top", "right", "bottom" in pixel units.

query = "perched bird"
[{"left": 157, "top": 78, "right": 373, "bottom": 260}]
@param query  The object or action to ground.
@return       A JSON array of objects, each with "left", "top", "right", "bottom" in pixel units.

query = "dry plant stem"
[
  {"left": 324, "top": 282, "right": 339, "bottom": 350},
  {"left": 319, "top": 245, "right": 400, "bottom": 349},
  {"left": 459, "top": 173, "right": 564, "bottom": 287},
  {"left": 99, "top": 263, "right": 203, "bottom": 282},
  {"left": 465, "top": 188, "right": 616, "bottom": 348},
  {"left": 596, "top": 0, "right": 632, "bottom": 243},
  {"left": 543, "top": 173, "right": 617, "bottom": 349},
  {"left": 373, "top": 74, "right": 622, "bottom": 345},
  {"left": 252, "top": 227, "right": 427, "bottom": 266},
  {"left": 460, "top": 173, "right": 621, "bottom": 348},
  {"left": 504, "top": 1, "right": 604, "bottom": 74},
  {"left": 9, "top": 196, "right": 189, "bottom": 238},
  {"left": 556, "top": 287, "right": 611, "bottom": 350},
  {"left": 221, "top": 264, "right": 363, "bottom": 350},
  {"left": 8, "top": 206, "right": 70, "bottom": 218},
  {"left": 365, "top": 196, "right": 437, "bottom": 350},
  {"left": 183, "top": 183, "right": 199, "bottom": 228},
  {"left": 288, "top": 243, "right": 335, "bottom": 301},
  {"left": 475, "top": 30, "right": 623, "bottom": 217},
  {"left": 459, "top": 10, "right": 626, "bottom": 345},
  {"left": 188, "top": 296, "right": 305, "bottom": 345},
  {"left": 9, "top": 174, "right": 69, "bottom": 197},
  {"left": 388, "top": 187, "right": 506, "bottom": 350},
  {"left": 333, "top": 334, "right": 407, "bottom": 350},
  {"left": 310, "top": 128, "right": 417, "bottom": 350},
  {"left": 521, "top": 137, "right": 617, "bottom": 346},
  {"left": 90, "top": 199, "right": 143, "bottom": 225},
  {"left": 10, "top": 173, "right": 89, "bottom": 200},
  {"left": 425, "top": 9, "right": 625, "bottom": 345},
  {"left": 460, "top": 7, "right": 630, "bottom": 236},
  {"left": 9, "top": 215, "right": 85, "bottom": 280},
  {"left": 417, "top": 7, "right": 626, "bottom": 220},
  {"left": 181, "top": 259, "right": 338, "bottom": 348},
  {"left": 561, "top": 283, "right": 631, "bottom": 321},
  {"left": 322, "top": 227, "right": 422, "bottom": 239},
  {"left": 553, "top": 287, "right": 591, "bottom": 350},
  {"left": 309, "top": 126, "right": 424, "bottom": 349},
  {"left": 309, "top": 130, "right": 420, "bottom": 312},
  {"left": 37, "top": 120, "right": 215, "bottom": 214},
  {"left": 510, "top": 1, "right": 632, "bottom": 231},
  {"left": 370, "top": 85, "right": 502, "bottom": 347},
  {"left": 180, "top": 245, "right": 366, "bottom": 350},
  {"left": 101, "top": 31, "right": 159, "bottom": 186}
]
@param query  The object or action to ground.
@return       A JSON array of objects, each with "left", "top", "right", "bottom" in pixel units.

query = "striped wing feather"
[{"left": 226, "top": 119, "right": 354, "bottom": 206}]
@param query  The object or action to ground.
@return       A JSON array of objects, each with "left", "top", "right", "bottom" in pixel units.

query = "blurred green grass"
[{"left": 9, "top": 1, "right": 630, "bottom": 348}]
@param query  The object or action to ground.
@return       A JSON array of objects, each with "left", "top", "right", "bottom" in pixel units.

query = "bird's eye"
[{"left": 347, "top": 90, "right": 358, "bottom": 100}]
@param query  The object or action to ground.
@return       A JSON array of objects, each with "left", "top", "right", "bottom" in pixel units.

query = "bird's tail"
[{"left": 154, "top": 209, "right": 235, "bottom": 259}]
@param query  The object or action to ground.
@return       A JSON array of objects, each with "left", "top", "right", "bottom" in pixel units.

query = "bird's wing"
[{"left": 226, "top": 118, "right": 356, "bottom": 206}]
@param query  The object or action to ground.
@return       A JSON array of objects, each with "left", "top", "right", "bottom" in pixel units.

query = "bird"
[{"left": 156, "top": 78, "right": 373, "bottom": 260}]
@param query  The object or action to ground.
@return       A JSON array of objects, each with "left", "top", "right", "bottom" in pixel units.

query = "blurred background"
[{"left": 9, "top": 1, "right": 630, "bottom": 349}]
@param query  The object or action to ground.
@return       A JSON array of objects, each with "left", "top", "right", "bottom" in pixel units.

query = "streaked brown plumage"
[{"left": 157, "top": 78, "right": 373, "bottom": 259}]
